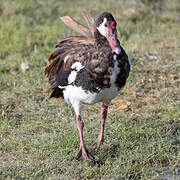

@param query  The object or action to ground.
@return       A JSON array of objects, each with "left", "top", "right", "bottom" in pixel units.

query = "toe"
[
  {"left": 91, "top": 139, "right": 109, "bottom": 148},
  {"left": 75, "top": 145, "right": 94, "bottom": 161}
]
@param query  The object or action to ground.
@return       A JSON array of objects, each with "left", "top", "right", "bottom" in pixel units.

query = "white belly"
[{"left": 63, "top": 84, "right": 120, "bottom": 106}]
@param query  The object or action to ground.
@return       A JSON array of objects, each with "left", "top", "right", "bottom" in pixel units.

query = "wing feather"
[
  {"left": 82, "top": 11, "right": 95, "bottom": 37},
  {"left": 45, "top": 12, "right": 96, "bottom": 98},
  {"left": 60, "top": 16, "right": 91, "bottom": 37}
]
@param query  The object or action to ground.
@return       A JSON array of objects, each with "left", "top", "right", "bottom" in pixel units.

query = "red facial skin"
[{"left": 105, "top": 21, "right": 120, "bottom": 53}]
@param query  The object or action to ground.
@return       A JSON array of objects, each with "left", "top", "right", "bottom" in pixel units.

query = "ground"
[{"left": 0, "top": 0, "right": 180, "bottom": 179}]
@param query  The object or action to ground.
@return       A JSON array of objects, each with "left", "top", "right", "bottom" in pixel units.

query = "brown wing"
[
  {"left": 45, "top": 36, "right": 93, "bottom": 73},
  {"left": 45, "top": 12, "right": 96, "bottom": 97},
  {"left": 45, "top": 36, "right": 94, "bottom": 92}
]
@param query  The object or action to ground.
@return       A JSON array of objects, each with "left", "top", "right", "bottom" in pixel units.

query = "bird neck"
[{"left": 94, "top": 29, "right": 110, "bottom": 49}]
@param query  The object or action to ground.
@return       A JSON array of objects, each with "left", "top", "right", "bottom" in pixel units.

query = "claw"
[
  {"left": 75, "top": 145, "right": 94, "bottom": 161},
  {"left": 91, "top": 139, "right": 110, "bottom": 148}
]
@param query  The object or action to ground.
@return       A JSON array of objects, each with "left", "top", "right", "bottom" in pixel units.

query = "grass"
[{"left": 0, "top": 0, "right": 180, "bottom": 179}]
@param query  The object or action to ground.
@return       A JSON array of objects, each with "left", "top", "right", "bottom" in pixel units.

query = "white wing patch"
[
  {"left": 68, "top": 62, "right": 84, "bottom": 84},
  {"left": 71, "top": 62, "right": 84, "bottom": 71},
  {"left": 58, "top": 62, "right": 84, "bottom": 89}
]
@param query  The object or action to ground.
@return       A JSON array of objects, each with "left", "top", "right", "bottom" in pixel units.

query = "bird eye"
[{"left": 105, "top": 23, "right": 107, "bottom": 27}]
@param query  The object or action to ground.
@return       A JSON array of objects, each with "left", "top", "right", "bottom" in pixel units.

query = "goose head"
[{"left": 96, "top": 12, "right": 121, "bottom": 54}]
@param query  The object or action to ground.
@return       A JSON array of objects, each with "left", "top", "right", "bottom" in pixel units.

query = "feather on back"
[{"left": 45, "top": 12, "right": 97, "bottom": 95}]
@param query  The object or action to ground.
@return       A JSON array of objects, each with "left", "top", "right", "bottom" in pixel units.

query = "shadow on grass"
[{"left": 89, "top": 142, "right": 120, "bottom": 167}]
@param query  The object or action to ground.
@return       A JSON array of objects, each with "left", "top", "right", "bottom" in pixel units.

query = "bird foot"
[
  {"left": 91, "top": 139, "right": 110, "bottom": 148},
  {"left": 75, "top": 145, "right": 94, "bottom": 161}
]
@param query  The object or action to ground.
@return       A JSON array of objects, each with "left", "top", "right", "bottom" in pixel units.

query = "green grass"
[{"left": 0, "top": 0, "right": 180, "bottom": 179}]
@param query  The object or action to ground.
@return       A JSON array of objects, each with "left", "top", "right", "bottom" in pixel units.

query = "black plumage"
[{"left": 45, "top": 12, "right": 131, "bottom": 161}]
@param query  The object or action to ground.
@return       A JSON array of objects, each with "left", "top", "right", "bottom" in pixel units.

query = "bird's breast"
[{"left": 62, "top": 57, "right": 121, "bottom": 105}]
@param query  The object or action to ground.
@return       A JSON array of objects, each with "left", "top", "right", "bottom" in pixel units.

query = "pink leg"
[
  {"left": 75, "top": 115, "right": 94, "bottom": 161},
  {"left": 92, "top": 103, "right": 108, "bottom": 147}
]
